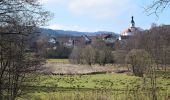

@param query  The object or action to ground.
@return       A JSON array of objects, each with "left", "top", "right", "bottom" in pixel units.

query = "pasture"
[{"left": 17, "top": 71, "right": 170, "bottom": 100}]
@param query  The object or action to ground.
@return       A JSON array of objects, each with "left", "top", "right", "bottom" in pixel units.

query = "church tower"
[
  {"left": 130, "top": 16, "right": 135, "bottom": 27},
  {"left": 119, "top": 16, "right": 136, "bottom": 40}
]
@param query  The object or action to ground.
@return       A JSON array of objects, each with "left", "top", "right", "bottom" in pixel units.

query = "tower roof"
[
  {"left": 130, "top": 16, "right": 135, "bottom": 27},
  {"left": 131, "top": 16, "right": 135, "bottom": 23}
]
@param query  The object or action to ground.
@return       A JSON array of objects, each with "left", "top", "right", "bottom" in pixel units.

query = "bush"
[{"left": 126, "top": 49, "right": 153, "bottom": 77}]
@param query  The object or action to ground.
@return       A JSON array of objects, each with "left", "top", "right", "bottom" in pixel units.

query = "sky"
[{"left": 40, "top": 0, "right": 170, "bottom": 33}]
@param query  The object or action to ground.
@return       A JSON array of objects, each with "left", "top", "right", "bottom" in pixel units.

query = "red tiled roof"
[{"left": 122, "top": 28, "right": 131, "bottom": 33}]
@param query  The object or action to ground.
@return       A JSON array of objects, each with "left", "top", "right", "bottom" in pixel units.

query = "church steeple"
[{"left": 130, "top": 16, "right": 135, "bottom": 27}]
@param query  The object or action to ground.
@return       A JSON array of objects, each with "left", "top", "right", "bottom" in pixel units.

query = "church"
[{"left": 119, "top": 16, "right": 142, "bottom": 40}]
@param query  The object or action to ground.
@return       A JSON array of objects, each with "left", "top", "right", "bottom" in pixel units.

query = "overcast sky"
[{"left": 40, "top": 0, "right": 170, "bottom": 33}]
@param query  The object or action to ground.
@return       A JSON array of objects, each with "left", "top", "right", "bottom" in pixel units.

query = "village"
[
  {"left": 48, "top": 16, "right": 139, "bottom": 48},
  {"left": 0, "top": 0, "right": 170, "bottom": 100}
]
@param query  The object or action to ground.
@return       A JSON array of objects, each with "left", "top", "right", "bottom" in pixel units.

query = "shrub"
[{"left": 126, "top": 49, "right": 153, "bottom": 77}]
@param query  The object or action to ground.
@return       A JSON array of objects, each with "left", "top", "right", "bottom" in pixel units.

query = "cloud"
[
  {"left": 40, "top": 0, "right": 64, "bottom": 5},
  {"left": 46, "top": 24, "right": 99, "bottom": 32},
  {"left": 45, "top": 24, "right": 63, "bottom": 30},
  {"left": 40, "top": 0, "right": 137, "bottom": 19},
  {"left": 68, "top": 0, "right": 134, "bottom": 19},
  {"left": 40, "top": 0, "right": 55, "bottom": 4},
  {"left": 41, "top": 0, "right": 142, "bottom": 32}
]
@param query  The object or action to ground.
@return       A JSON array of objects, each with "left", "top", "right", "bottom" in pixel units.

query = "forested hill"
[{"left": 39, "top": 28, "right": 119, "bottom": 37}]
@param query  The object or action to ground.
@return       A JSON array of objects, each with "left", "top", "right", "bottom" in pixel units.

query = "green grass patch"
[
  {"left": 18, "top": 73, "right": 170, "bottom": 100},
  {"left": 47, "top": 59, "right": 69, "bottom": 64},
  {"left": 156, "top": 70, "right": 170, "bottom": 79},
  {"left": 23, "top": 73, "right": 170, "bottom": 91}
]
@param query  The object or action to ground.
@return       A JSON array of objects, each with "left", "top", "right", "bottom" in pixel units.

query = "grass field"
[
  {"left": 17, "top": 71, "right": 170, "bottom": 100},
  {"left": 47, "top": 59, "right": 70, "bottom": 64}
]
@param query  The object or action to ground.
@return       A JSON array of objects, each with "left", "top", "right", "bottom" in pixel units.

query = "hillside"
[{"left": 39, "top": 28, "right": 119, "bottom": 37}]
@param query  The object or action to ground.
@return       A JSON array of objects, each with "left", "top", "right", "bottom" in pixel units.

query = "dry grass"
[{"left": 40, "top": 62, "right": 130, "bottom": 75}]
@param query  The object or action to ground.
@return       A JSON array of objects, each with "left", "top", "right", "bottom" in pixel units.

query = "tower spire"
[{"left": 130, "top": 16, "right": 135, "bottom": 27}]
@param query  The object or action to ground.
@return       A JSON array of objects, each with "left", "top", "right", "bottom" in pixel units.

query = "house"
[
  {"left": 102, "top": 34, "right": 117, "bottom": 43},
  {"left": 64, "top": 38, "right": 74, "bottom": 47},
  {"left": 62, "top": 35, "right": 92, "bottom": 47},
  {"left": 83, "top": 35, "right": 92, "bottom": 45},
  {"left": 61, "top": 34, "right": 117, "bottom": 47},
  {"left": 49, "top": 37, "right": 56, "bottom": 44}
]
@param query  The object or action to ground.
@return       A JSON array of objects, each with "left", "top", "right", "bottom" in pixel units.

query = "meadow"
[
  {"left": 17, "top": 71, "right": 170, "bottom": 100},
  {"left": 47, "top": 59, "right": 70, "bottom": 64}
]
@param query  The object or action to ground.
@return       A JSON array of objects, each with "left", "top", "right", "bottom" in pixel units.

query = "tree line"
[
  {"left": 69, "top": 25, "right": 170, "bottom": 75},
  {"left": 69, "top": 39, "right": 114, "bottom": 66},
  {"left": 125, "top": 25, "right": 170, "bottom": 100}
]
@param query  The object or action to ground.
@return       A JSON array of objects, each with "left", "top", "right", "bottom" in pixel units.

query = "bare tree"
[
  {"left": 0, "top": 0, "right": 50, "bottom": 99},
  {"left": 36, "top": 35, "right": 49, "bottom": 57},
  {"left": 145, "top": 0, "right": 170, "bottom": 16},
  {"left": 70, "top": 44, "right": 113, "bottom": 66},
  {"left": 69, "top": 46, "right": 84, "bottom": 64}
]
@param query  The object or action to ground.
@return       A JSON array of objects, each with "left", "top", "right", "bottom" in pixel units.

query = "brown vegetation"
[{"left": 40, "top": 62, "right": 129, "bottom": 75}]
